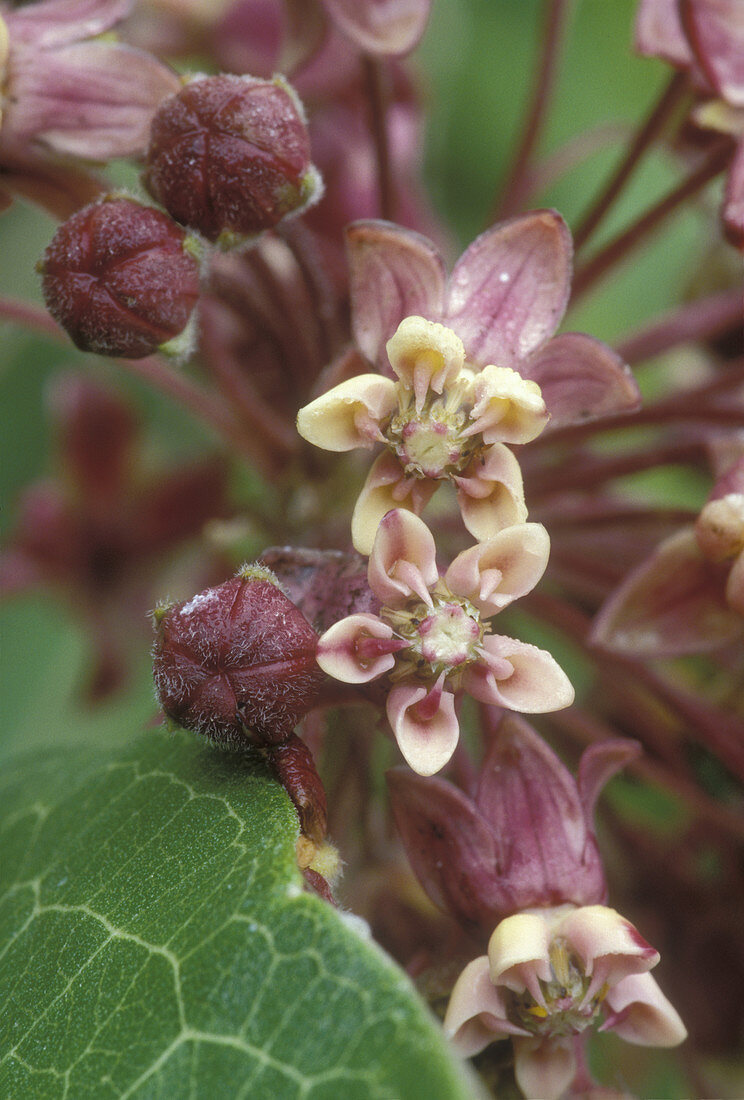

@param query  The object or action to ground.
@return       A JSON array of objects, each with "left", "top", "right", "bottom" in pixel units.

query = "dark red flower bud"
[
  {"left": 143, "top": 74, "right": 321, "bottom": 244},
  {"left": 152, "top": 563, "right": 325, "bottom": 746},
  {"left": 40, "top": 196, "right": 201, "bottom": 358}
]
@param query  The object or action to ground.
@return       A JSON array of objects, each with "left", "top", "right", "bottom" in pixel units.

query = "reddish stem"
[
  {"left": 616, "top": 286, "right": 744, "bottom": 365},
  {"left": 363, "top": 54, "right": 396, "bottom": 221},
  {"left": 492, "top": 0, "right": 572, "bottom": 221},
  {"left": 571, "top": 139, "right": 733, "bottom": 301},
  {"left": 573, "top": 72, "right": 689, "bottom": 250}
]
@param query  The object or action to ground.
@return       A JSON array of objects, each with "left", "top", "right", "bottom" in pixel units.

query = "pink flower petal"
[
  {"left": 445, "top": 210, "right": 572, "bottom": 368},
  {"left": 602, "top": 972, "right": 688, "bottom": 1047},
  {"left": 387, "top": 767, "right": 503, "bottom": 931},
  {"left": 368, "top": 507, "right": 439, "bottom": 606},
  {"left": 444, "top": 523, "right": 550, "bottom": 616},
  {"left": 316, "top": 612, "right": 397, "bottom": 683},
  {"left": 320, "top": 0, "right": 432, "bottom": 57},
  {"left": 634, "top": 0, "right": 694, "bottom": 68},
  {"left": 386, "top": 680, "right": 460, "bottom": 775},
  {"left": 513, "top": 1036, "right": 577, "bottom": 1100},
  {"left": 346, "top": 220, "right": 447, "bottom": 372},
  {"left": 465, "top": 635, "right": 574, "bottom": 713},
  {"left": 6, "top": 0, "right": 133, "bottom": 48},
  {"left": 681, "top": 0, "right": 744, "bottom": 107},
  {"left": 351, "top": 451, "right": 438, "bottom": 555},
  {"left": 444, "top": 957, "right": 523, "bottom": 1057},
  {"left": 454, "top": 443, "right": 528, "bottom": 543},
  {"left": 521, "top": 332, "right": 640, "bottom": 428},
  {"left": 590, "top": 528, "right": 744, "bottom": 656},
  {"left": 577, "top": 739, "right": 642, "bottom": 829},
  {"left": 559, "top": 905, "right": 659, "bottom": 1002},
  {"left": 7, "top": 41, "right": 180, "bottom": 159}
]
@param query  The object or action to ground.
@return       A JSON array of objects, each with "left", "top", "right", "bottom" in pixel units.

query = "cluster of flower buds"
[{"left": 20, "top": 0, "right": 322, "bottom": 358}]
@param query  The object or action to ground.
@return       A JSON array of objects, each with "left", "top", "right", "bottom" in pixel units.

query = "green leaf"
[{"left": 0, "top": 731, "right": 479, "bottom": 1099}]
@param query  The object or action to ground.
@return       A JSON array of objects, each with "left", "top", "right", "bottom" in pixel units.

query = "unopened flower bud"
[
  {"left": 143, "top": 74, "right": 322, "bottom": 245},
  {"left": 40, "top": 197, "right": 201, "bottom": 359},
  {"left": 152, "top": 563, "right": 325, "bottom": 746}
]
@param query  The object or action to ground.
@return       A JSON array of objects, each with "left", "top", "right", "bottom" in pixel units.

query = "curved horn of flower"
[{"left": 316, "top": 509, "right": 573, "bottom": 775}]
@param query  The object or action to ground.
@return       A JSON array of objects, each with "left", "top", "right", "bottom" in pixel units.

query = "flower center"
[
  {"left": 505, "top": 940, "right": 605, "bottom": 1039},
  {"left": 385, "top": 383, "right": 478, "bottom": 480},
  {"left": 384, "top": 584, "right": 485, "bottom": 684}
]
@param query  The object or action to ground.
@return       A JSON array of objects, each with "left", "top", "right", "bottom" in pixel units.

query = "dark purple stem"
[
  {"left": 363, "top": 54, "right": 396, "bottom": 221},
  {"left": 492, "top": 0, "right": 572, "bottom": 221},
  {"left": 573, "top": 72, "right": 689, "bottom": 250},
  {"left": 616, "top": 286, "right": 744, "bottom": 365},
  {"left": 572, "top": 139, "right": 733, "bottom": 301}
]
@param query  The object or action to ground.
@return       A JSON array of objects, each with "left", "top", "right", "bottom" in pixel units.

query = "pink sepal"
[
  {"left": 321, "top": 0, "right": 432, "bottom": 57},
  {"left": 316, "top": 612, "right": 396, "bottom": 683},
  {"left": 578, "top": 739, "right": 642, "bottom": 828},
  {"left": 722, "top": 139, "right": 744, "bottom": 246},
  {"left": 681, "top": 0, "right": 744, "bottom": 106},
  {"left": 6, "top": 0, "right": 133, "bottom": 48},
  {"left": 634, "top": 0, "right": 693, "bottom": 68},
  {"left": 590, "top": 528, "right": 743, "bottom": 656},
  {"left": 346, "top": 220, "right": 446, "bottom": 372},
  {"left": 386, "top": 679, "right": 459, "bottom": 775},
  {"left": 601, "top": 971, "right": 688, "bottom": 1047},
  {"left": 522, "top": 333, "right": 640, "bottom": 428},
  {"left": 445, "top": 210, "right": 572, "bottom": 369},
  {"left": 513, "top": 1036, "right": 577, "bottom": 1100},
  {"left": 444, "top": 523, "right": 550, "bottom": 616},
  {"left": 368, "top": 507, "right": 439, "bottom": 607}
]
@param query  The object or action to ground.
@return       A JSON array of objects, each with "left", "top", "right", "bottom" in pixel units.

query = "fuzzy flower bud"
[
  {"left": 152, "top": 563, "right": 325, "bottom": 746},
  {"left": 40, "top": 196, "right": 201, "bottom": 358},
  {"left": 143, "top": 73, "right": 322, "bottom": 245}
]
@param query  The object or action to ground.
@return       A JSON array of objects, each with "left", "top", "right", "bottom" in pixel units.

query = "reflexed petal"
[
  {"left": 455, "top": 444, "right": 528, "bottom": 542},
  {"left": 351, "top": 451, "right": 438, "bottom": 555},
  {"left": 602, "top": 972, "right": 688, "bottom": 1047},
  {"left": 321, "top": 0, "right": 432, "bottom": 57},
  {"left": 634, "top": 0, "right": 693, "bottom": 67},
  {"left": 559, "top": 905, "right": 659, "bottom": 1002},
  {"left": 444, "top": 957, "right": 521, "bottom": 1057},
  {"left": 577, "top": 739, "right": 642, "bottom": 829},
  {"left": 466, "top": 635, "right": 574, "bottom": 713},
  {"left": 681, "top": 0, "right": 744, "bottom": 106},
  {"left": 513, "top": 1036, "right": 577, "bottom": 1100},
  {"left": 445, "top": 523, "right": 550, "bottom": 615},
  {"left": 386, "top": 315, "right": 465, "bottom": 409},
  {"left": 316, "top": 612, "right": 397, "bottom": 683},
  {"left": 590, "top": 528, "right": 744, "bottom": 656},
  {"left": 487, "top": 913, "right": 552, "bottom": 1001},
  {"left": 445, "top": 210, "right": 572, "bottom": 368},
  {"left": 346, "top": 220, "right": 447, "bottom": 372},
  {"left": 386, "top": 680, "right": 459, "bottom": 775},
  {"left": 6, "top": 0, "right": 133, "bottom": 48},
  {"left": 521, "top": 333, "right": 640, "bottom": 428},
  {"left": 296, "top": 374, "right": 397, "bottom": 451},
  {"left": 368, "top": 507, "right": 438, "bottom": 606},
  {"left": 466, "top": 364, "right": 548, "bottom": 444},
  {"left": 6, "top": 41, "right": 181, "bottom": 159}
]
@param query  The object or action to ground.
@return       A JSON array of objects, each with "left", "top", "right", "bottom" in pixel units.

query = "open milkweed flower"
[
  {"left": 315, "top": 509, "right": 574, "bottom": 775},
  {"left": 297, "top": 212, "right": 638, "bottom": 553},
  {"left": 443, "top": 902, "right": 687, "bottom": 1100}
]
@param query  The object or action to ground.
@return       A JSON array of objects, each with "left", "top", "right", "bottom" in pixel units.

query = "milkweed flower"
[
  {"left": 315, "top": 509, "right": 574, "bottom": 775},
  {"left": 298, "top": 212, "right": 638, "bottom": 552},
  {"left": 443, "top": 903, "right": 687, "bottom": 1100}
]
